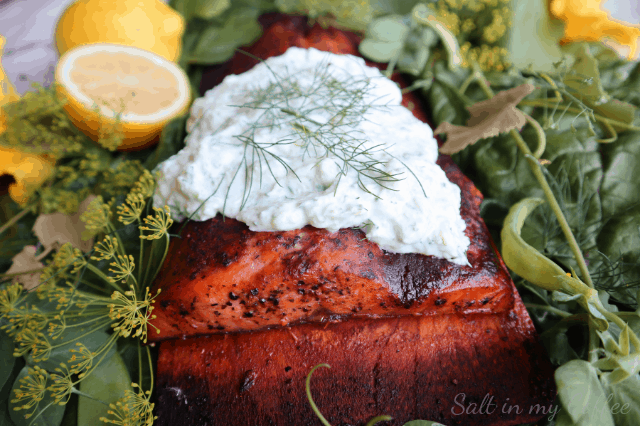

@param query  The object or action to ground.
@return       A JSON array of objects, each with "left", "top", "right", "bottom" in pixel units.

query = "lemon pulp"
[{"left": 69, "top": 52, "right": 180, "bottom": 117}]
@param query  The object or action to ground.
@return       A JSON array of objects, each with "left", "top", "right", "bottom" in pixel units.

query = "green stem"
[
  {"left": 518, "top": 100, "right": 640, "bottom": 132},
  {"left": 538, "top": 73, "right": 563, "bottom": 103},
  {"left": 365, "top": 415, "right": 393, "bottom": 426},
  {"left": 138, "top": 340, "right": 143, "bottom": 388},
  {"left": 27, "top": 401, "right": 55, "bottom": 426},
  {"left": 525, "top": 115, "right": 547, "bottom": 159},
  {"left": 146, "top": 344, "right": 154, "bottom": 391},
  {"left": 146, "top": 235, "right": 170, "bottom": 288},
  {"left": 80, "top": 333, "right": 119, "bottom": 382},
  {"left": 71, "top": 388, "right": 109, "bottom": 406},
  {"left": 588, "top": 317, "right": 600, "bottom": 363},
  {"left": 137, "top": 223, "right": 144, "bottom": 285},
  {"left": 525, "top": 303, "right": 571, "bottom": 318},
  {"left": 473, "top": 69, "right": 594, "bottom": 289},
  {"left": 86, "top": 264, "right": 122, "bottom": 292},
  {"left": 306, "top": 364, "right": 332, "bottom": 426},
  {"left": 50, "top": 320, "right": 112, "bottom": 350},
  {"left": 0, "top": 267, "right": 45, "bottom": 282},
  {"left": 107, "top": 223, "right": 127, "bottom": 258},
  {"left": 459, "top": 73, "right": 477, "bottom": 95},
  {"left": 60, "top": 314, "right": 111, "bottom": 330},
  {"left": 0, "top": 207, "right": 30, "bottom": 237},
  {"left": 77, "top": 278, "right": 112, "bottom": 294}
]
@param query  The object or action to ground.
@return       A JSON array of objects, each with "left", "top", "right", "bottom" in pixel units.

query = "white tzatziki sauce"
[{"left": 154, "top": 47, "right": 470, "bottom": 265}]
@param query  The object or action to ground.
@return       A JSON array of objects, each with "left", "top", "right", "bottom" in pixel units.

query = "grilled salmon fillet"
[
  {"left": 151, "top": 13, "right": 556, "bottom": 426},
  {"left": 150, "top": 151, "right": 514, "bottom": 340}
]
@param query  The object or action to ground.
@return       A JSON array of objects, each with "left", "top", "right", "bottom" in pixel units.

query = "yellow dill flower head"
[
  {"left": 79, "top": 153, "right": 109, "bottom": 178},
  {"left": 91, "top": 235, "right": 119, "bottom": 261},
  {"left": 69, "top": 342, "right": 95, "bottom": 378},
  {"left": 80, "top": 195, "right": 113, "bottom": 240},
  {"left": 0, "top": 281, "right": 23, "bottom": 315},
  {"left": 1, "top": 305, "right": 30, "bottom": 337},
  {"left": 37, "top": 265, "right": 58, "bottom": 299},
  {"left": 139, "top": 206, "right": 173, "bottom": 240},
  {"left": 48, "top": 363, "right": 74, "bottom": 406},
  {"left": 133, "top": 169, "right": 156, "bottom": 198},
  {"left": 100, "top": 160, "right": 145, "bottom": 198},
  {"left": 47, "top": 311, "right": 67, "bottom": 340},
  {"left": 108, "top": 255, "right": 136, "bottom": 284},
  {"left": 40, "top": 187, "right": 87, "bottom": 215},
  {"left": 100, "top": 383, "right": 157, "bottom": 426},
  {"left": 11, "top": 365, "right": 48, "bottom": 420},
  {"left": 13, "top": 328, "right": 52, "bottom": 361},
  {"left": 436, "top": 6, "right": 461, "bottom": 35},
  {"left": 109, "top": 286, "right": 160, "bottom": 343},
  {"left": 117, "top": 191, "right": 145, "bottom": 225},
  {"left": 550, "top": 0, "right": 640, "bottom": 59},
  {"left": 53, "top": 243, "right": 77, "bottom": 269},
  {"left": 49, "top": 284, "right": 75, "bottom": 310}
]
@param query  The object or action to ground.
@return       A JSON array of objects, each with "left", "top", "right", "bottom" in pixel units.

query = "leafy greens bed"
[{"left": 1, "top": 0, "right": 640, "bottom": 425}]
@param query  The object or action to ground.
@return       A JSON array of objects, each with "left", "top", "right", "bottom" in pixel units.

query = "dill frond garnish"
[{"left": 208, "top": 51, "right": 413, "bottom": 213}]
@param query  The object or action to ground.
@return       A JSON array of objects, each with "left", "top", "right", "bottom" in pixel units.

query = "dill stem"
[
  {"left": 146, "top": 235, "right": 170, "bottom": 287},
  {"left": 80, "top": 333, "right": 119, "bottom": 384},
  {"left": 0, "top": 267, "right": 45, "bottom": 282},
  {"left": 524, "top": 303, "right": 571, "bottom": 318},
  {"left": 86, "top": 264, "right": 123, "bottom": 292},
  {"left": 0, "top": 207, "right": 30, "bottom": 237},
  {"left": 71, "top": 388, "right": 108, "bottom": 405},
  {"left": 50, "top": 320, "right": 113, "bottom": 350},
  {"left": 77, "top": 278, "right": 111, "bottom": 294},
  {"left": 472, "top": 68, "right": 594, "bottom": 289},
  {"left": 538, "top": 73, "right": 563, "bottom": 102},
  {"left": 146, "top": 345, "right": 154, "bottom": 391},
  {"left": 59, "top": 314, "right": 111, "bottom": 330},
  {"left": 138, "top": 226, "right": 145, "bottom": 285},
  {"left": 306, "top": 364, "right": 332, "bottom": 426},
  {"left": 107, "top": 223, "right": 127, "bottom": 259},
  {"left": 138, "top": 340, "right": 143, "bottom": 388}
]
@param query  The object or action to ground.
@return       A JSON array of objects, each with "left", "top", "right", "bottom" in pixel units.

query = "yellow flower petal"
[
  {"left": 0, "top": 147, "right": 54, "bottom": 205},
  {"left": 1, "top": 35, "right": 54, "bottom": 205},
  {"left": 1, "top": 34, "right": 20, "bottom": 133},
  {"left": 550, "top": 0, "right": 640, "bottom": 59}
]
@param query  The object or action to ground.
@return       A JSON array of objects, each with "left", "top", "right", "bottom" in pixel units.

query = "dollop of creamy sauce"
[{"left": 154, "top": 47, "right": 470, "bottom": 264}]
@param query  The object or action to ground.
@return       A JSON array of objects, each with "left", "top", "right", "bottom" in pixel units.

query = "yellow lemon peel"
[{"left": 55, "top": 0, "right": 185, "bottom": 62}]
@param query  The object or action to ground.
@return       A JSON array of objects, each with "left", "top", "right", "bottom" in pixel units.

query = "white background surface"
[{"left": 0, "top": 0, "right": 638, "bottom": 95}]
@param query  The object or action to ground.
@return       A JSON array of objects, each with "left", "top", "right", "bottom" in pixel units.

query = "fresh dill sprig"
[{"left": 215, "top": 51, "right": 412, "bottom": 213}]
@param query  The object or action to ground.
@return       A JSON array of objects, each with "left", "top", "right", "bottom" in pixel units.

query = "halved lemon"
[{"left": 55, "top": 43, "right": 191, "bottom": 151}]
